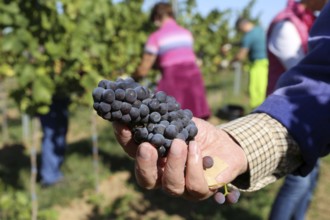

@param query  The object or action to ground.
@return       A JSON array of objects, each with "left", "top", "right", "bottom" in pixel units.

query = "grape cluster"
[{"left": 92, "top": 77, "right": 198, "bottom": 157}]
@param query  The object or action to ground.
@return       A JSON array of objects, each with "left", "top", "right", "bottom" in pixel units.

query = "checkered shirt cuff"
[{"left": 219, "top": 113, "right": 302, "bottom": 191}]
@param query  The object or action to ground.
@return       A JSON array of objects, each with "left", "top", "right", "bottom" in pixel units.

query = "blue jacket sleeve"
[{"left": 255, "top": 2, "right": 330, "bottom": 176}]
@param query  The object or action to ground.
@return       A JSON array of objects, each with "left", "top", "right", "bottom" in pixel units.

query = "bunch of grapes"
[{"left": 92, "top": 77, "right": 198, "bottom": 157}]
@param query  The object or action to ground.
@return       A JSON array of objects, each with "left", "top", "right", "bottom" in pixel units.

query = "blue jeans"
[
  {"left": 269, "top": 161, "right": 320, "bottom": 220},
  {"left": 39, "top": 98, "right": 69, "bottom": 185}
]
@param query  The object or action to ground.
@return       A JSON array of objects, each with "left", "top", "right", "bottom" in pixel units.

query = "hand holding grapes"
[
  {"left": 93, "top": 77, "right": 247, "bottom": 203},
  {"left": 113, "top": 117, "right": 247, "bottom": 202}
]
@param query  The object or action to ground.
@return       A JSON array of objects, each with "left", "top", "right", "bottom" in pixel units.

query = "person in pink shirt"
[{"left": 132, "top": 2, "right": 210, "bottom": 120}]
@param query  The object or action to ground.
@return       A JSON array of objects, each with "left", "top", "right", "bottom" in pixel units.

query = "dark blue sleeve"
[{"left": 254, "top": 2, "right": 330, "bottom": 176}]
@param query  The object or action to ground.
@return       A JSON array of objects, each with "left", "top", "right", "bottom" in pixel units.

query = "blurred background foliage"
[{"left": 0, "top": 0, "right": 258, "bottom": 116}]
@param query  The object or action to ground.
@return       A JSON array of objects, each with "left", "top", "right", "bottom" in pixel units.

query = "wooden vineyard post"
[{"left": 30, "top": 117, "right": 39, "bottom": 220}]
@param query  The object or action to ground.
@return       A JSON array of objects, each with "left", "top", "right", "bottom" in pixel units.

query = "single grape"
[
  {"left": 106, "top": 81, "right": 117, "bottom": 90},
  {"left": 121, "top": 102, "right": 132, "bottom": 114},
  {"left": 97, "top": 79, "right": 108, "bottom": 88},
  {"left": 132, "top": 99, "right": 142, "bottom": 108},
  {"left": 176, "top": 132, "right": 186, "bottom": 141},
  {"left": 150, "top": 112, "right": 161, "bottom": 123},
  {"left": 226, "top": 190, "right": 240, "bottom": 204},
  {"left": 168, "top": 111, "right": 178, "bottom": 121},
  {"left": 140, "top": 115, "right": 150, "bottom": 124},
  {"left": 187, "top": 124, "right": 198, "bottom": 139},
  {"left": 129, "top": 107, "right": 140, "bottom": 119},
  {"left": 214, "top": 193, "right": 226, "bottom": 204},
  {"left": 203, "top": 156, "right": 214, "bottom": 169},
  {"left": 99, "top": 102, "right": 111, "bottom": 114},
  {"left": 159, "top": 103, "right": 168, "bottom": 115},
  {"left": 180, "top": 128, "right": 189, "bottom": 140},
  {"left": 139, "top": 104, "right": 150, "bottom": 117},
  {"left": 164, "top": 124, "right": 178, "bottom": 139},
  {"left": 164, "top": 139, "right": 172, "bottom": 148},
  {"left": 147, "top": 123, "right": 155, "bottom": 133},
  {"left": 111, "top": 110, "right": 122, "bottom": 120},
  {"left": 93, "top": 103, "right": 100, "bottom": 111},
  {"left": 153, "top": 124, "right": 166, "bottom": 135},
  {"left": 125, "top": 88, "right": 138, "bottom": 103},
  {"left": 121, "top": 114, "right": 132, "bottom": 124},
  {"left": 158, "top": 146, "right": 167, "bottom": 157},
  {"left": 171, "top": 120, "right": 183, "bottom": 132},
  {"left": 102, "top": 112, "right": 112, "bottom": 120},
  {"left": 92, "top": 87, "right": 105, "bottom": 102},
  {"left": 155, "top": 91, "right": 167, "bottom": 103},
  {"left": 102, "top": 89, "right": 115, "bottom": 103},
  {"left": 150, "top": 133, "right": 165, "bottom": 147},
  {"left": 115, "top": 89, "right": 126, "bottom": 101},
  {"left": 135, "top": 86, "right": 149, "bottom": 100},
  {"left": 133, "top": 127, "right": 149, "bottom": 143},
  {"left": 111, "top": 100, "right": 122, "bottom": 111},
  {"left": 148, "top": 99, "right": 160, "bottom": 111},
  {"left": 160, "top": 120, "right": 170, "bottom": 127}
]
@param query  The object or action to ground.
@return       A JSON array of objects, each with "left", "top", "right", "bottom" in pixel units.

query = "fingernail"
[
  {"left": 137, "top": 146, "right": 151, "bottom": 160},
  {"left": 189, "top": 141, "right": 199, "bottom": 163},
  {"left": 171, "top": 142, "right": 182, "bottom": 156}
]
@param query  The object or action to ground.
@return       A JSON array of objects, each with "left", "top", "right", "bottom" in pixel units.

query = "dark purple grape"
[
  {"left": 158, "top": 146, "right": 167, "bottom": 157},
  {"left": 139, "top": 104, "right": 149, "bottom": 117},
  {"left": 121, "top": 114, "right": 131, "bottom": 123},
  {"left": 164, "top": 125, "right": 178, "bottom": 139},
  {"left": 159, "top": 103, "right": 168, "bottom": 115},
  {"left": 161, "top": 113, "right": 168, "bottom": 121},
  {"left": 153, "top": 124, "right": 166, "bottom": 135},
  {"left": 135, "top": 86, "right": 150, "bottom": 100},
  {"left": 132, "top": 99, "right": 142, "bottom": 108},
  {"left": 171, "top": 120, "right": 183, "bottom": 132},
  {"left": 115, "top": 89, "right": 126, "bottom": 101},
  {"left": 150, "top": 134, "right": 165, "bottom": 147},
  {"left": 120, "top": 102, "right": 132, "bottom": 114},
  {"left": 176, "top": 132, "right": 186, "bottom": 141},
  {"left": 168, "top": 111, "right": 178, "bottom": 121},
  {"left": 99, "top": 102, "right": 111, "bottom": 114},
  {"left": 103, "top": 112, "right": 112, "bottom": 120},
  {"left": 203, "top": 156, "right": 214, "bottom": 169},
  {"left": 148, "top": 99, "right": 160, "bottom": 111},
  {"left": 160, "top": 120, "right": 170, "bottom": 127},
  {"left": 180, "top": 128, "right": 189, "bottom": 140},
  {"left": 183, "top": 109, "right": 193, "bottom": 119},
  {"left": 111, "top": 110, "right": 122, "bottom": 120},
  {"left": 164, "top": 139, "right": 172, "bottom": 148},
  {"left": 133, "top": 127, "right": 148, "bottom": 143},
  {"left": 150, "top": 112, "right": 161, "bottom": 123},
  {"left": 92, "top": 87, "right": 105, "bottom": 102},
  {"left": 187, "top": 124, "right": 198, "bottom": 139},
  {"left": 125, "top": 88, "right": 137, "bottom": 103},
  {"left": 93, "top": 103, "right": 100, "bottom": 111},
  {"left": 147, "top": 123, "right": 155, "bottom": 132},
  {"left": 155, "top": 91, "right": 167, "bottom": 103},
  {"left": 140, "top": 115, "right": 149, "bottom": 124},
  {"left": 129, "top": 107, "right": 140, "bottom": 119},
  {"left": 102, "top": 89, "right": 115, "bottom": 103},
  {"left": 111, "top": 100, "right": 122, "bottom": 111},
  {"left": 106, "top": 81, "right": 117, "bottom": 90},
  {"left": 142, "top": 98, "right": 152, "bottom": 105},
  {"left": 98, "top": 79, "right": 108, "bottom": 88}
]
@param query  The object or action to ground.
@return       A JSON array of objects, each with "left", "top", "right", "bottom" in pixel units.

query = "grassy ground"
[{"left": 0, "top": 69, "right": 329, "bottom": 220}]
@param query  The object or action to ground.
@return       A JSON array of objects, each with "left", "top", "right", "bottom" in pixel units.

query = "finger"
[
  {"left": 135, "top": 142, "right": 160, "bottom": 189},
  {"left": 112, "top": 122, "right": 137, "bottom": 157},
  {"left": 162, "top": 139, "right": 188, "bottom": 196},
  {"left": 185, "top": 141, "right": 210, "bottom": 199}
]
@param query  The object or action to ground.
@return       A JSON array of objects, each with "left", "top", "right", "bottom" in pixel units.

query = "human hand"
[{"left": 112, "top": 117, "right": 248, "bottom": 201}]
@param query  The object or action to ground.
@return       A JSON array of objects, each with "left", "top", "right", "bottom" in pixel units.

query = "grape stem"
[{"left": 223, "top": 184, "right": 229, "bottom": 196}]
